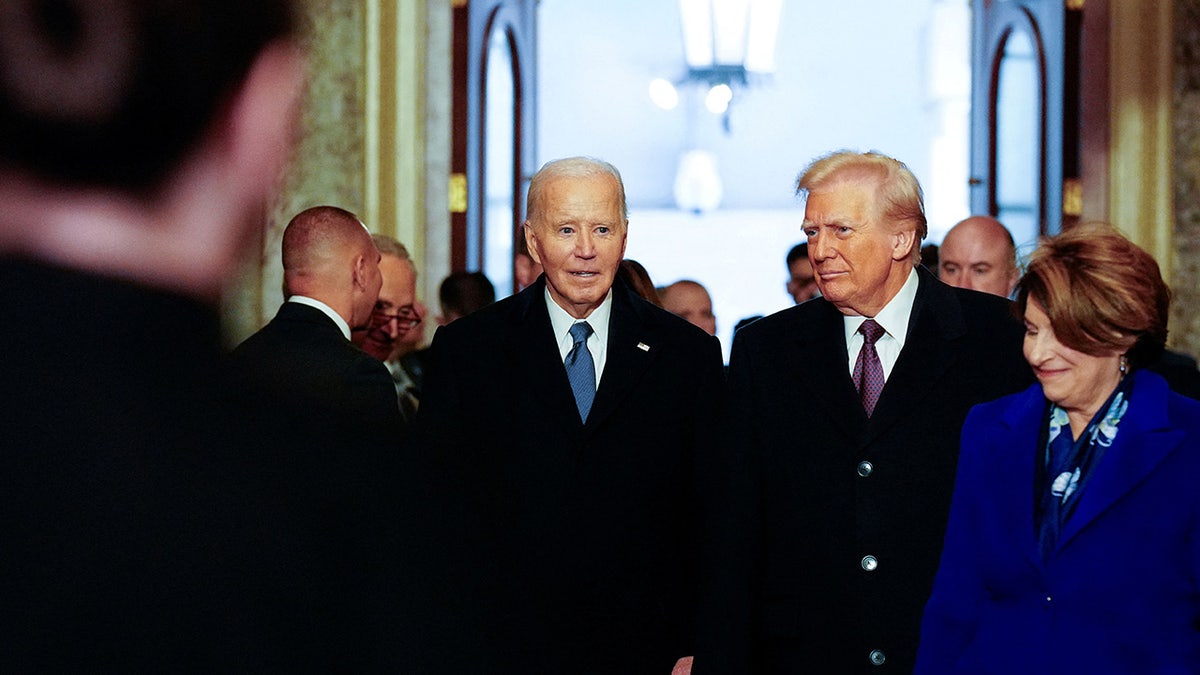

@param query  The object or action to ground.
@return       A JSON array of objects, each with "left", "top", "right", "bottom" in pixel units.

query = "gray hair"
[
  {"left": 797, "top": 150, "right": 927, "bottom": 265},
  {"left": 525, "top": 156, "right": 628, "bottom": 223}
]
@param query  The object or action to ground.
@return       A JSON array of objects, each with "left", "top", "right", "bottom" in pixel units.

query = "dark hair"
[
  {"left": 1014, "top": 222, "right": 1169, "bottom": 368},
  {"left": 617, "top": 259, "right": 661, "bottom": 307},
  {"left": 0, "top": 0, "right": 297, "bottom": 192},
  {"left": 786, "top": 243, "right": 808, "bottom": 267},
  {"left": 439, "top": 271, "right": 495, "bottom": 319},
  {"left": 920, "top": 243, "right": 939, "bottom": 273}
]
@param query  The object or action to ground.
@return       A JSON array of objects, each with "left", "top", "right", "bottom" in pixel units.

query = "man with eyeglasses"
[{"left": 355, "top": 234, "right": 423, "bottom": 420}]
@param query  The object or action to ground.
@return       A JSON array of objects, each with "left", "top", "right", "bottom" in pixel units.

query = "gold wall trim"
[
  {"left": 1108, "top": 0, "right": 1173, "bottom": 273},
  {"left": 449, "top": 173, "right": 468, "bottom": 213},
  {"left": 1062, "top": 178, "right": 1083, "bottom": 218},
  {"left": 365, "top": 0, "right": 427, "bottom": 267}
]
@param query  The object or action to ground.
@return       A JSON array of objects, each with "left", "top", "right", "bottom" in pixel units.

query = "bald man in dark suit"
[
  {"left": 415, "top": 157, "right": 725, "bottom": 675},
  {"left": 695, "top": 151, "right": 1032, "bottom": 674},
  {"left": 227, "top": 206, "right": 409, "bottom": 669},
  {"left": 229, "top": 205, "right": 401, "bottom": 435}
]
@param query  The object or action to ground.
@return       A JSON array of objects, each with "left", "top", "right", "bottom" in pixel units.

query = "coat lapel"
[
  {"left": 505, "top": 280, "right": 586, "bottom": 429},
  {"left": 995, "top": 386, "right": 1051, "bottom": 569},
  {"left": 799, "top": 299, "right": 867, "bottom": 440},
  {"left": 585, "top": 281, "right": 657, "bottom": 430},
  {"left": 1055, "top": 371, "right": 1186, "bottom": 552},
  {"left": 863, "top": 269, "right": 962, "bottom": 447}
]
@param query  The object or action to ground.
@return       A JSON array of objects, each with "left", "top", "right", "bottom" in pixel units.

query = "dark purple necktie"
[{"left": 853, "top": 319, "right": 886, "bottom": 417}]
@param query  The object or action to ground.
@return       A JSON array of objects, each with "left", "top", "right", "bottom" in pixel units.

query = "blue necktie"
[{"left": 565, "top": 322, "right": 595, "bottom": 422}]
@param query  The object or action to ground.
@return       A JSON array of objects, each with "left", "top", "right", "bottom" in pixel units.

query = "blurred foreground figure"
[{"left": 0, "top": 2, "right": 406, "bottom": 670}]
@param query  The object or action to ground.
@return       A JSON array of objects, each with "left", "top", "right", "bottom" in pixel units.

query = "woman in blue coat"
[{"left": 916, "top": 223, "right": 1200, "bottom": 673}]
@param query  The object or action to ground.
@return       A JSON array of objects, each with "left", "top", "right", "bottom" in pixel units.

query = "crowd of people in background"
[{"left": 6, "top": 2, "right": 1200, "bottom": 673}]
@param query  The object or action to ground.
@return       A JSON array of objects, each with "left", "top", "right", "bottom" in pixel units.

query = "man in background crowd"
[
  {"left": 938, "top": 215, "right": 1020, "bottom": 297},
  {"left": 436, "top": 270, "right": 496, "bottom": 325},
  {"left": 661, "top": 279, "right": 718, "bottom": 336},
  {"left": 353, "top": 234, "right": 423, "bottom": 420},
  {"left": 230, "top": 206, "right": 401, "bottom": 435},
  {"left": 785, "top": 242, "right": 820, "bottom": 303}
]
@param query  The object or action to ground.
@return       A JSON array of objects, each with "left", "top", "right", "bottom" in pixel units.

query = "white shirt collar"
[
  {"left": 545, "top": 287, "right": 613, "bottom": 385},
  {"left": 843, "top": 267, "right": 920, "bottom": 378},
  {"left": 288, "top": 295, "right": 351, "bottom": 340}
]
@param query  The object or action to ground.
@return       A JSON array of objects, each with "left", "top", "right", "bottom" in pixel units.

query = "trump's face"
[
  {"left": 525, "top": 173, "right": 627, "bottom": 319},
  {"left": 802, "top": 180, "right": 914, "bottom": 317}
]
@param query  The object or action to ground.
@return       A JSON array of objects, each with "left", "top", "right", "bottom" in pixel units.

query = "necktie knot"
[
  {"left": 570, "top": 321, "right": 593, "bottom": 346},
  {"left": 860, "top": 318, "right": 885, "bottom": 345},
  {"left": 566, "top": 322, "right": 596, "bottom": 423}
]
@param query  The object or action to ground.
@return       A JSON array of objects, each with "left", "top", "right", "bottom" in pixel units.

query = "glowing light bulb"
[
  {"left": 648, "top": 78, "right": 679, "bottom": 110},
  {"left": 705, "top": 83, "right": 733, "bottom": 114}
]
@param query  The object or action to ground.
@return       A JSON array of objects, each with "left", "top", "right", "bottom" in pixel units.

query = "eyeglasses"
[{"left": 370, "top": 305, "right": 422, "bottom": 329}]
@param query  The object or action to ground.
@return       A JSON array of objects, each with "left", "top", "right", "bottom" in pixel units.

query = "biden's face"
[{"left": 525, "top": 173, "right": 627, "bottom": 319}]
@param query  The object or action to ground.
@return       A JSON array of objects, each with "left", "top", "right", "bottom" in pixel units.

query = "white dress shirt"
[
  {"left": 287, "top": 295, "right": 351, "bottom": 340},
  {"left": 546, "top": 288, "right": 613, "bottom": 387},
  {"left": 842, "top": 267, "right": 920, "bottom": 381}
]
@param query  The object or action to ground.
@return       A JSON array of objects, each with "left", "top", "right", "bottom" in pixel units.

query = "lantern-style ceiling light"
[{"left": 650, "top": 0, "right": 782, "bottom": 127}]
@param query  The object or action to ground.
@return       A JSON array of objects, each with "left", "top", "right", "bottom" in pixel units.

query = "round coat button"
[
  {"left": 869, "top": 649, "right": 886, "bottom": 666},
  {"left": 861, "top": 555, "right": 878, "bottom": 571},
  {"left": 857, "top": 461, "right": 873, "bottom": 477}
]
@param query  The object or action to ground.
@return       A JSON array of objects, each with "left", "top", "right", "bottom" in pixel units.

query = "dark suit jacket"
[
  {"left": 413, "top": 276, "right": 725, "bottom": 675},
  {"left": 228, "top": 300, "right": 401, "bottom": 435},
  {"left": 1, "top": 260, "right": 411, "bottom": 671},
  {"left": 917, "top": 370, "right": 1200, "bottom": 673},
  {"left": 701, "top": 267, "right": 1032, "bottom": 674}
]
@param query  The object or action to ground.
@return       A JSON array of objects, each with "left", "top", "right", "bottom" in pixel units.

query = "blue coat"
[{"left": 916, "top": 369, "right": 1200, "bottom": 673}]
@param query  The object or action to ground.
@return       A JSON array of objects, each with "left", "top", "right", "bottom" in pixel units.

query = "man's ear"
[
  {"left": 352, "top": 254, "right": 367, "bottom": 290},
  {"left": 523, "top": 222, "right": 542, "bottom": 265},
  {"left": 892, "top": 227, "right": 916, "bottom": 262}
]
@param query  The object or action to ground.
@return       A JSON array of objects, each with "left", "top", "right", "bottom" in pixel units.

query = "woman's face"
[{"left": 1023, "top": 299, "right": 1122, "bottom": 419}]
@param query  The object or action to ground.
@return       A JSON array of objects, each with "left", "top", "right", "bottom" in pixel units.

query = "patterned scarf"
[{"left": 1034, "top": 374, "right": 1134, "bottom": 560}]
